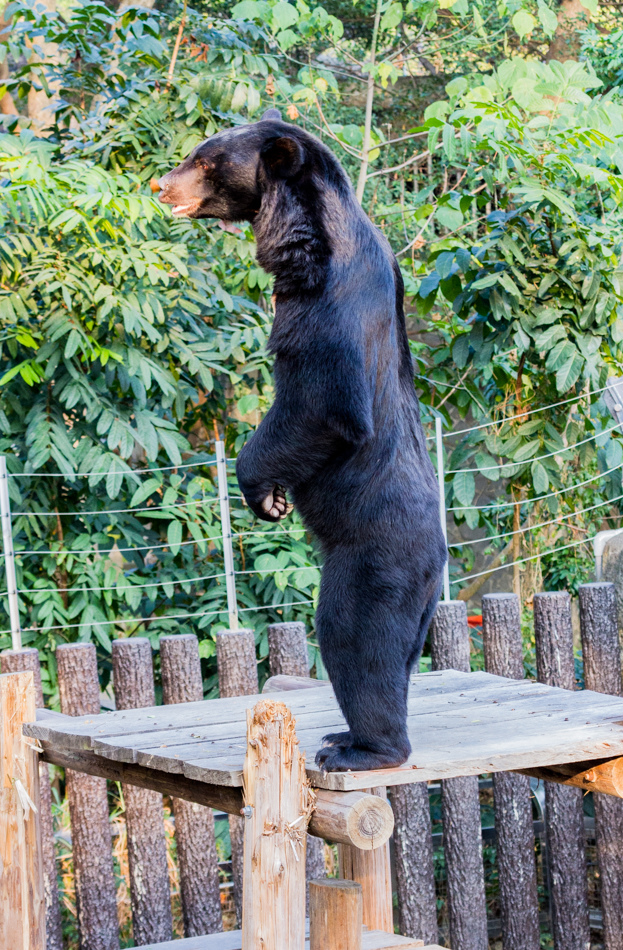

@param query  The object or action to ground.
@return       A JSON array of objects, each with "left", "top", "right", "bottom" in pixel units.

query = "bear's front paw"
[
  {"left": 315, "top": 739, "right": 410, "bottom": 773},
  {"left": 261, "top": 485, "right": 291, "bottom": 521}
]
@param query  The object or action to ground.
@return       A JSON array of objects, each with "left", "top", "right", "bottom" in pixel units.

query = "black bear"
[{"left": 159, "top": 109, "right": 447, "bottom": 772}]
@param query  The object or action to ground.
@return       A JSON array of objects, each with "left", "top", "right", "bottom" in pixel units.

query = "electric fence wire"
[
  {"left": 0, "top": 597, "right": 316, "bottom": 639},
  {"left": 13, "top": 497, "right": 220, "bottom": 517},
  {"left": 7, "top": 455, "right": 218, "bottom": 478},
  {"left": 420, "top": 380, "right": 613, "bottom": 441},
  {"left": 451, "top": 534, "right": 596, "bottom": 586}
]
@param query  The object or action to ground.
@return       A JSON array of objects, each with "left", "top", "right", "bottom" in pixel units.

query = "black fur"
[{"left": 159, "top": 111, "right": 447, "bottom": 772}]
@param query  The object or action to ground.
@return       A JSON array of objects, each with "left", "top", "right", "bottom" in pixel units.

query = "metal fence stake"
[
  {"left": 435, "top": 417, "right": 451, "bottom": 602},
  {"left": 216, "top": 440, "right": 239, "bottom": 630},
  {"left": 0, "top": 456, "right": 21, "bottom": 650}
]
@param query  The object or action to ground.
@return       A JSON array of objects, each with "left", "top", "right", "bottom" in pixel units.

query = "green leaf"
[
  {"left": 531, "top": 460, "right": 549, "bottom": 495},
  {"left": 453, "top": 470, "right": 475, "bottom": 506},
  {"left": 271, "top": 1, "right": 299, "bottom": 31},
  {"left": 556, "top": 353, "right": 584, "bottom": 392},
  {"left": 512, "top": 9, "right": 536, "bottom": 38},
  {"left": 537, "top": 2, "right": 559, "bottom": 36},
  {"left": 380, "top": 1, "right": 403, "bottom": 31},
  {"left": 168, "top": 519, "right": 183, "bottom": 555}
]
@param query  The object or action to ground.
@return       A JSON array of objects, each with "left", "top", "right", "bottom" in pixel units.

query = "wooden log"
[
  {"left": 579, "top": 582, "right": 623, "bottom": 950},
  {"left": 481, "top": 593, "right": 540, "bottom": 950},
  {"left": 0, "top": 671, "right": 45, "bottom": 950},
  {"left": 112, "top": 638, "right": 172, "bottom": 944},
  {"left": 533, "top": 591, "right": 590, "bottom": 950},
  {"left": 0, "top": 647, "right": 63, "bottom": 950},
  {"left": 338, "top": 788, "right": 393, "bottom": 935},
  {"left": 56, "top": 643, "right": 120, "bottom": 950},
  {"left": 38, "top": 741, "right": 393, "bottom": 848},
  {"left": 160, "top": 633, "right": 222, "bottom": 937},
  {"left": 216, "top": 628, "right": 259, "bottom": 928},
  {"left": 390, "top": 782, "right": 438, "bottom": 943},
  {"left": 519, "top": 757, "right": 623, "bottom": 795},
  {"left": 430, "top": 600, "right": 488, "bottom": 950},
  {"left": 266, "top": 623, "right": 326, "bottom": 893},
  {"left": 309, "top": 879, "right": 362, "bottom": 950},
  {"left": 242, "top": 699, "right": 309, "bottom": 950}
]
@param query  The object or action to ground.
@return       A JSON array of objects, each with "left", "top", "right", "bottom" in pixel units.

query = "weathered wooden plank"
[{"left": 133, "top": 930, "right": 429, "bottom": 950}]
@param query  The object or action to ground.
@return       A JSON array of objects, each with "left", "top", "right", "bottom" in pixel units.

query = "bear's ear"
[
  {"left": 261, "top": 136, "right": 304, "bottom": 179},
  {"left": 261, "top": 108, "right": 282, "bottom": 121}
]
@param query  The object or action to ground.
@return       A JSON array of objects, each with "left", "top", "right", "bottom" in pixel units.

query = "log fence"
[{"left": 1, "top": 587, "right": 623, "bottom": 949}]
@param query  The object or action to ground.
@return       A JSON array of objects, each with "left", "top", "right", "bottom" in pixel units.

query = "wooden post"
[
  {"left": 267, "top": 621, "right": 326, "bottom": 889},
  {"left": 338, "top": 787, "right": 393, "bottom": 934},
  {"left": 0, "top": 671, "right": 45, "bottom": 950},
  {"left": 242, "top": 699, "right": 309, "bottom": 950},
  {"left": 579, "top": 582, "right": 623, "bottom": 950},
  {"left": 390, "top": 782, "right": 438, "bottom": 944},
  {"left": 216, "top": 628, "right": 259, "bottom": 928},
  {"left": 56, "top": 642, "right": 120, "bottom": 950},
  {"left": 533, "top": 591, "right": 590, "bottom": 950},
  {"left": 430, "top": 600, "right": 488, "bottom": 950},
  {"left": 481, "top": 593, "right": 540, "bottom": 950},
  {"left": 112, "top": 637, "right": 172, "bottom": 944},
  {"left": 309, "top": 879, "right": 362, "bottom": 950},
  {"left": 160, "top": 633, "right": 222, "bottom": 936},
  {"left": 1, "top": 647, "right": 63, "bottom": 950}
]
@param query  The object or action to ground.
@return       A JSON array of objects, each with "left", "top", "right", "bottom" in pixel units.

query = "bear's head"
[{"left": 158, "top": 109, "right": 306, "bottom": 221}]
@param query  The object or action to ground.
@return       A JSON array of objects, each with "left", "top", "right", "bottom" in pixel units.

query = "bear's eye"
[{"left": 196, "top": 158, "right": 213, "bottom": 172}]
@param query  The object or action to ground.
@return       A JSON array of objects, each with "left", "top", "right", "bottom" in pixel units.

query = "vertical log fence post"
[
  {"left": 533, "top": 591, "right": 590, "bottom": 950},
  {"left": 0, "top": 455, "right": 21, "bottom": 651},
  {"left": 216, "top": 440, "right": 239, "bottom": 630},
  {"left": 112, "top": 637, "right": 172, "bottom": 944},
  {"left": 390, "top": 777, "right": 438, "bottom": 942},
  {"left": 160, "top": 633, "right": 222, "bottom": 937},
  {"left": 267, "top": 621, "right": 326, "bottom": 890},
  {"left": 430, "top": 600, "right": 488, "bottom": 950},
  {"left": 0, "top": 671, "right": 45, "bottom": 950},
  {"left": 242, "top": 699, "right": 309, "bottom": 950},
  {"left": 481, "top": 593, "right": 540, "bottom": 950},
  {"left": 338, "top": 786, "right": 393, "bottom": 934},
  {"left": 309, "top": 879, "right": 362, "bottom": 950},
  {"left": 216, "top": 627, "right": 258, "bottom": 927},
  {"left": 579, "top": 582, "right": 623, "bottom": 950},
  {"left": 0, "top": 647, "right": 63, "bottom": 950},
  {"left": 56, "top": 642, "right": 120, "bottom": 950}
]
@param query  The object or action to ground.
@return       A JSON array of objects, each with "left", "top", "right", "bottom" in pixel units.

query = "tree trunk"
[{"left": 545, "top": 0, "right": 591, "bottom": 62}]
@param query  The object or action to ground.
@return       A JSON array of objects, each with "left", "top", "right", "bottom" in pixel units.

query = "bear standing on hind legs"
[{"left": 158, "top": 109, "right": 447, "bottom": 772}]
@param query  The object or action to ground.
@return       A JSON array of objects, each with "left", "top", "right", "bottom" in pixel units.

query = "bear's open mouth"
[{"left": 171, "top": 199, "right": 202, "bottom": 216}]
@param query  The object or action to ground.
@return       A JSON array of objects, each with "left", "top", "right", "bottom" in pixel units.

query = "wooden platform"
[
  {"left": 136, "top": 930, "right": 434, "bottom": 949},
  {"left": 24, "top": 670, "right": 623, "bottom": 793}
]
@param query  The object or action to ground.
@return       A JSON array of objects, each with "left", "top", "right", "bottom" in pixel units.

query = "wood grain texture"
[
  {"left": 160, "top": 633, "right": 222, "bottom": 938},
  {"left": 242, "top": 700, "right": 310, "bottom": 950},
  {"left": 431, "top": 601, "right": 488, "bottom": 950},
  {"left": 134, "top": 928, "right": 429, "bottom": 949},
  {"left": 216, "top": 628, "right": 259, "bottom": 928},
  {"left": 264, "top": 629, "right": 326, "bottom": 896},
  {"left": 56, "top": 643, "right": 120, "bottom": 950},
  {"left": 482, "top": 593, "right": 539, "bottom": 950},
  {"left": 579, "top": 582, "right": 623, "bottom": 950},
  {"left": 0, "top": 647, "right": 63, "bottom": 950},
  {"left": 0, "top": 671, "right": 45, "bottom": 950},
  {"left": 389, "top": 782, "right": 438, "bottom": 944},
  {"left": 533, "top": 592, "right": 590, "bottom": 950},
  {"left": 112, "top": 638, "right": 172, "bottom": 945},
  {"left": 339, "top": 788, "right": 393, "bottom": 935},
  {"left": 309, "top": 879, "right": 362, "bottom": 950}
]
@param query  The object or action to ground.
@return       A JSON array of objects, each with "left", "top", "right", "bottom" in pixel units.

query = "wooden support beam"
[
  {"left": 217, "top": 628, "right": 259, "bottom": 928},
  {"left": 0, "top": 671, "right": 45, "bottom": 950},
  {"left": 112, "top": 638, "right": 172, "bottom": 945},
  {"left": 39, "top": 742, "right": 393, "bottom": 848},
  {"left": 338, "top": 788, "right": 393, "bottom": 935},
  {"left": 160, "top": 634, "right": 222, "bottom": 937},
  {"left": 1, "top": 647, "right": 63, "bottom": 950},
  {"left": 519, "top": 757, "right": 623, "bottom": 797},
  {"left": 482, "top": 593, "right": 540, "bottom": 950},
  {"left": 309, "top": 879, "right": 362, "bottom": 950},
  {"left": 533, "top": 591, "right": 590, "bottom": 950},
  {"left": 242, "top": 699, "right": 309, "bottom": 950}
]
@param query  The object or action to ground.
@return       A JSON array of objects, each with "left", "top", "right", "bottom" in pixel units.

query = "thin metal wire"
[
  {"left": 13, "top": 497, "right": 219, "bottom": 517},
  {"left": 15, "top": 568, "right": 227, "bottom": 597},
  {"left": 451, "top": 534, "right": 595, "bottom": 586},
  {"left": 11, "top": 535, "right": 219, "bottom": 557},
  {"left": 8, "top": 456, "right": 217, "bottom": 478},
  {"left": 0, "top": 597, "right": 316, "bottom": 637},
  {"left": 450, "top": 492, "right": 623, "bottom": 548},
  {"left": 448, "top": 461, "right": 623, "bottom": 513},
  {"left": 445, "top": 423, "right": 619, "bottom": 476}
]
